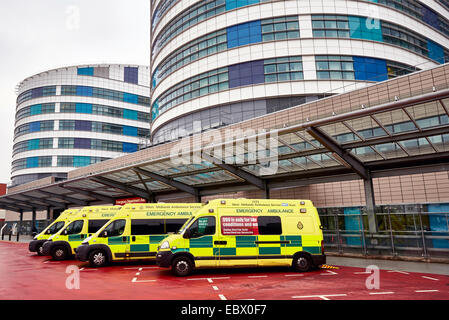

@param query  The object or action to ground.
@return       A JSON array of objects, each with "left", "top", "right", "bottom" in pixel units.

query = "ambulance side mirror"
[
  {"left": 183, "top": 229, "right": 191, "bottom": 239},
  {"left": 63, "top": 230, "right": 68, "bottom": 235}
]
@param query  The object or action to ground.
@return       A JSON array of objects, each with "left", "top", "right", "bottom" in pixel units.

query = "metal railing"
[{"left": 320, "top": 210, "right": 449, "bottom": 260}]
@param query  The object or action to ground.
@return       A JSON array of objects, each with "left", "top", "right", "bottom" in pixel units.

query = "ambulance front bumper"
[
  {"left": 75, "top": 244, "right": 90, "bottom": 261},
  {"left": 29, "top": 240, "right": 46, "bottom": 252},
  {"left": 156, "top": 251, "right": 173, "bottom": 268}
]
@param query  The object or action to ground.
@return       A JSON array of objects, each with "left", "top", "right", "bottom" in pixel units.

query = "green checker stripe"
[
  {"left": 213, "top": 248, "right": 236, "bottom": 256},
  {"left": 172, "top": 248, "right": 189, "bottom": 253},
  {"left": 189, "top": 236, "right": 213, "bottom": 248},
  {"left": 149, "top": 235, "right": 166, "bottom": 244},
  {"left": 259, "top": 247, "right": 281, "bottom": 255},
  {"left": 281, "top": 235, "right": 302, "bottom": 247},
  {"left": 236, "top": 236, "right": 258, "bottom": 248},
  {"left": 68, "top": 234, "right": 85, "bottom": 241},
  {"left": 303, "top": 246, "right": 321, "bottom": 254},
  {"left": 108, "top": 236, "right": 130, "bottom": 245},
  {"left": 131, "top": 244, "right": 150, "bottom": 252}
]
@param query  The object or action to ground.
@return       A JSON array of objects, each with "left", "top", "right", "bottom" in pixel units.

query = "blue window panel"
[
  {"left": 427, "top": 204, "right": 449, "bottom": 249},
  {"left": 228, "top": 60, "right": 264, "bottom": 88},
  {"left": 353, "top": 56, "right": 387, "bottom": 82},
  {"left": 75, "top": 103, "right": 93, "bottom": 114},
  {"left": 227, "top": 20, "right": 261, "bottom": 49},
  {"left": 28, "top": 139, "right": 40, "bottom": 150},
  {"left": 29, "top": 122, "right": 41, "bottom": 132},
  {"left": 422, "top": 7, "right": 439, "bottom": 30},
  {"left": 123, "top": 125, "right": 138, "bottom": 137},
  {"left": 344, "top": 207, "right": 362, "bottom": 246},
  {"left": 30, "top": 104, "right": 42, "bottom": 116},
  {"left": 74, "top": 120, "right": 92, "bottom": 131},
  {"left": 152, "top": 99, "right": 159, "bottom": 121},
  {"left": 73, "top": 156, "right": 91, "bottom": 167},
  {"left": 349, "top": 16, "right": 382, "bottom": 42},
  {"left": 124, "top": 67, "right": 139, "bottom": 84},
  {"left": 31, "top": 87, "right": 43, "bottom": 99},
  {"left": 124, "top": 92, "right": 139, "bottom": 104},
  {"left": 123, "top": 109, "right": 138, "bottom": 120},
  {"left": 427, "top": 40, "right": 445, "bottom": 64},
  {"left": 152, "top": 68, "right": 159, "bottom": 89},
  {"left": 123, "top": 142, "right": 138, "bottom": 153},
  {"left": 74, "top": 138, "right": 91, "bottom": 149},
  {"left": 226, "top": 0, "right": 259, "bottom": 10},
  {"left": 77, "top": 67, "right": 94, "bottom": 76},
  {"left": 26, "top": 157, "right": 39, "bottom": 168},
  {"left": 76, "top": 86, "right": 93, "bottom": 97}
]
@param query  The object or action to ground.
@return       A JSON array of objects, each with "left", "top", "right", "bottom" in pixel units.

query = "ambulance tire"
[
  {"left": 292, "top": 253, "right": 312, "bottom": 272},
  {"left": 88, "top": 249, "right": 108, "bottom": 268},
  {"left": 52, "top": 245, "right": 68, "bottom": 261},
  {"left": 172, "top": 256, "right": 194, "bottom": 277}
]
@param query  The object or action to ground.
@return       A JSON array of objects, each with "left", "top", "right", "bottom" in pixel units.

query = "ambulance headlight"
[{"left": 160, "top": 241, "right": 170, "bottom": 250}]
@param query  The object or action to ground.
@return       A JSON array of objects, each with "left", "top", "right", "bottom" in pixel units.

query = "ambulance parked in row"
[
  {"left": 41, "top": 206, "right": 121, "bottom": 260},
  {"left": 28, "top": 208, "right": 80, "bottom": 256},
  {"left": 156, "top": 199, "right": 325, "bottom": 276},
  {"left": 75, "top": 203, "right": 202, "bottom": 267}
]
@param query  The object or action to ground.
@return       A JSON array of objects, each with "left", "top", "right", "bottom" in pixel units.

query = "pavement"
[{"left": 0, "top": 241, "right": 448, "bottom": 300}]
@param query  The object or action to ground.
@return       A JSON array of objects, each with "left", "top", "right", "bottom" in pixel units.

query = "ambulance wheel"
[
  {"left": 52, "top": 246, "right": 68, "bottom": 261},
  {"left": 172, "top": 256, "right": 194, "bottom": 277},
  {"left": 89, "top": 249, "right": 108, "bottom": 268},
  {"left": 292, "top": 253, "right": 312, "bottom": 272},
  {"left": 36, "top": 244, "right": 44, "bottom": 256}
]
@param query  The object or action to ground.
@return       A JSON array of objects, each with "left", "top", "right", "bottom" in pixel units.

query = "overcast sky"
[{"left": 0, "top": 0, "right": 150, "bottom": 184}]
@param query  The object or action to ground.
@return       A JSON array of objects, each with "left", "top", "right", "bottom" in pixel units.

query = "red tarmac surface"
[{"left": 1, "top": 241, "right": 448, "bottom": 300}]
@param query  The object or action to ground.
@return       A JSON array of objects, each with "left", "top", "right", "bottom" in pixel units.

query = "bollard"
[
  {"left": 9, "top": 232, "right": 12, "bottom": 241},
  {"left": 16, "top": 233, "right": 20, "bottom": 242}
]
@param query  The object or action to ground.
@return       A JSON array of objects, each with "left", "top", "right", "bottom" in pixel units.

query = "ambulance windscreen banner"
[{"left": 221, "top": 216, "right": 259, "bottom": 235}]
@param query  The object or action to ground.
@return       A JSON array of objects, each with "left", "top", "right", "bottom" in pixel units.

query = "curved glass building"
[
  {"left": 150, "top": 0, "right": 449, "bottom": 144},
  {"left": 12, "top": 64, "right": 151, "bottom": 186}
]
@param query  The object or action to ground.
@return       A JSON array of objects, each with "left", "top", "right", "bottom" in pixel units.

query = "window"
[
  {"left": 88, "top": 220, "right": 109, "bottom": 234},
  {"left": 165, "top": 219, "right": 189, "bottom": 233},
  {"left": 101, "top": 219, "right": 126, "bottom": 237},
  {"left": 261, "top": 16, "right": 300, "bottom": 42},
  {"left": 65, "top": 220, "right": 84, "bottom": 235},
  {"left": 312, "top": 15, "right": 349, "bottom": 38},
  {"left": 187, "top": 216, "right": 216, "bottom": 238},
  {"left": 386, "top": 60, "right": 420, "bottom": 78},
  {"left": 316, "top": 55, "right": 355, "bottom": 80},
  {"left": 58, "top": 138, "right": 74, "bottom": 149},
  {"left": 131, "top": 219, "right": 165, "bottom": 235},
  {"left": 381, "top": 22, "right": 428, "bottom": 56},
  {"left": 17, "top": 86, "right": 56, "bottom": 105},
  {"left": 46, "top": 221, "right": 65, "bottom": 235},
  {"left": 258, "top": 216, "right": 282, "bottom": 235},
  {"left": 264, "top": 56, "right": 303, "bottom": 83}
]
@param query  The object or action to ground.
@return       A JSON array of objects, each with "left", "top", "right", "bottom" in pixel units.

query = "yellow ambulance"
[
  {"left": 28, "top": 209, "right": 80, "bottom": 255},
  {"left": 41, "top": 205, "right": 122, "bottom": 260},
  {"left": 156, "top": 199, "right": 325, "bottom": 276},
  {"left": 75, "top": 203, "right": 202, "bottom": 267}
]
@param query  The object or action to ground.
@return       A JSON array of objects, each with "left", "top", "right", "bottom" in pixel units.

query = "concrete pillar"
[{"left": 364, "top": 178, "right": 377, "bottom": 233}]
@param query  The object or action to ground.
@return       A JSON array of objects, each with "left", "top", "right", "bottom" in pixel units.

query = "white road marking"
[
  {"left": 422, "top": 276, "right": 439, "bottom": 281},
  {"left": 248, "top": 275, "right": 268, "bottom": 278},
  {"left": 415, "top": 290, "right": 439, "bottom": 293},
  {"left": 131, "top": 277, "right": 156, "bottom": 283},
  {"left": 79, "top": 267, "right": 84, "bottom": 271},
  {"left": 320, "top": 270, "right": 337, "bottom": 275},
  {"left": 187, "top": 277, "right": 230, "bottom": 281},
  {"left": 138, "top": 268, "right": 143, "bottom": 271},
  {"left": 207, "top": 278, "right": 213, "bottom": 283},
  {"left": 387, "top": 270, "right": 409, "bottom": 275},
  {"left": 212, "top": 286, "right": 219, "bottom": 291},
  {"left": 292, "top": 294, "right": 347, "bottom": 300},
  {"left": 80, "top": 268, "right": 98, "bottom": 271},
  {"left": 219, "top": 294, "right": 227, "bottom": 300},
  {"left": 123, "top": 267, "right": 158, "bottom": 270},
  {"left": 369, "top": 292, "right": 395, "bottom": 295},
  {"left": 136, "top": 272, "right": 140, "bottom": 276},
  {"left": 285, "top": 274, "right": 304, "bottom": 277}
]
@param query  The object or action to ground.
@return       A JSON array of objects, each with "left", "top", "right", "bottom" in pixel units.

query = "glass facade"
[
  {"left": 17, "top": 86, "right": 56, "bottom": 105},
  {"left": 57, "top": 137, "right": 138, "bottom": 153},
  {"left": 56, "top": 156, "right": 109, "bottom": 168},
  {"left": 60, "top": 102, "right": 150, "bottom": 122},
  {"left": 58, "top": 120, "right": 149, "bottom": 138}
]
